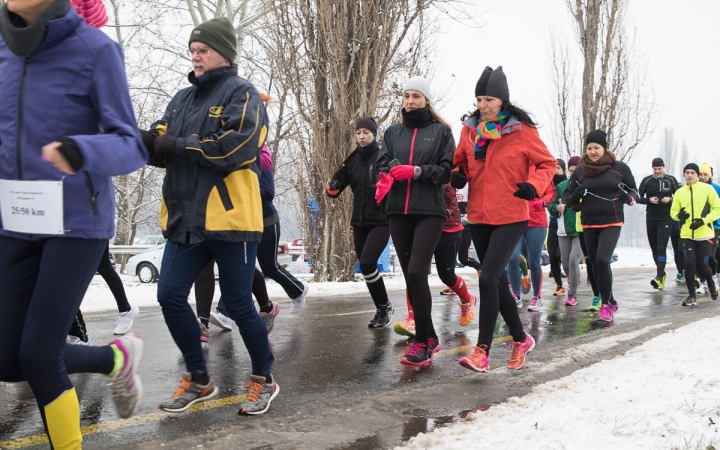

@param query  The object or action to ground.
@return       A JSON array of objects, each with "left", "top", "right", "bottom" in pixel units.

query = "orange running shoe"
[
  {"left": 458, "top": 345, "right": 489, "bottom": 373},
  {"left": 459, "top": 294, "right": 476, "bottom": 326},
  {"left": 521, "top": 276, "right": 530, "bottom": 291},
  {"left": 393, "top": 317, "right": 416, "bottom": 338},
  {"left": 507, "top": 334, "right": 535, "bottom": 370},
  {"left": 552, "top": 286, "right": 566, "bottom": 296}
]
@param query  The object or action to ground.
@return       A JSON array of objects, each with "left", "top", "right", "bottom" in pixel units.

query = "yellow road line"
[{"left": 0, "top": 394, "right": 246, "bottom": 449}]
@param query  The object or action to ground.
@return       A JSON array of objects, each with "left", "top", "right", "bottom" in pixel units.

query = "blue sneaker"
[
  {"left": 676, "top": 272, "right": 685, "bottom": 285},
  {"left": 589, "top": 296, "right": 602, "bottom": 311}
]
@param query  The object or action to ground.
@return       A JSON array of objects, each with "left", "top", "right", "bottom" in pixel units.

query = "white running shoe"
[
  {"left": 114, "top": 305, "right": 139, "bottom": 335},
  {"left": 527, "top": 296, "right": 543, "bottom": 311},
  {"left": 66, "top": 335, "right": 91, "bottom": 346},
  {"left": 210, "top": 309, "right": 233, "bottom": 331},
  {"left": 697, "top": 281, "right": 708, "bottom": 295},
  {"left": 290, "top": 283, "right": 309, "bottom": 314},
  {"left": 110, "top": 333, "right": 144, "bottom": 418},
  {"left": 515, "top": 295, "right": 522, "bottom": 309}
]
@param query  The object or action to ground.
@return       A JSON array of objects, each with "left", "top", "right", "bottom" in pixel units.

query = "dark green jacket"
[
  {"left": 149, "top": 65, "right": 268, "bottom": 244},
  {"left": 549, "top": 180, "right": 578, "bottom": 237}
]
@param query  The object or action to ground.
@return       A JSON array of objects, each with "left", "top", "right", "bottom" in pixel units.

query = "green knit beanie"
[{"left": 189, "top": 17, "right": 237, "bottom": 63}]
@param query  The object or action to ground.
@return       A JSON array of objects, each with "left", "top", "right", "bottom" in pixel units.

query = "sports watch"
[{"left": 413, "top": 166, "right": 422, "bottom": 179}]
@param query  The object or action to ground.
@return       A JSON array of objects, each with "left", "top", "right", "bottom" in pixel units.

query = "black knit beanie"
[
  {"left": 684, "top": 163, "right": 700, "bottom": 175},
  {"left": 585, "top": 129, "right": 608, "bottom": 150},
  {"left": 355, "top": 116, "right": 378, "bottom": 135},
  {"left": 652, "top": 157, "right": 665, "bottom": 167},
  {"left": 474, "top": 66, "right": 493, "bottom": 97},
  {"left": 556, "top": 159, "right": 566, "bottom": 172},
  {"left": 189, "top": 17, "right": 237, "bottom": 63},
  {"left": 485, "top": 66, "right": 509, "bottom": 101}
]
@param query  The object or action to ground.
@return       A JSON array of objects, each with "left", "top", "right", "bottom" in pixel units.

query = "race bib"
[{"left": 0, "top": 180, "right": 64, "bottom": 235}]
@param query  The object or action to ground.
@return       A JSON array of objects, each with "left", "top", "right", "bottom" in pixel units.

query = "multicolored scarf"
[{"left": 474, "top": 111, "right": 509, "bottom": 160}]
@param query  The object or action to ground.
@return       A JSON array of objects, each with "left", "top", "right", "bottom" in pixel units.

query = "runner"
[
  {"left": 564, "top": 130, "right": 637, "bottom": 322},
  {"left": 146, "top": 18, "right": 277, "bottom": 415},
  {"left": 548, "top": 159, "right": 568, "bottom": 296},
  {"left": 0, "top": 0, "right": 146, "bottom": 447},
  {"left": 327, "top": 116, "right": 392, "bottom": 328},
  {"left": 636, "top": 158, "right": 680, "bottom": 290},
  {"left": 549, "top": 157, "right": 582, "bottom": 306},
  {"left": 507, "top": 166, "right": 555, "bottom": 310},
  {"left": 376, "top": 76, "right": 454, "bottom": 366},
  {"left": 453, "top": 66, "right": 556, "bottom": 372},
  {"left": 454, "top": 184, "right": 483, "bottom": 273},
  {"left": 670, "top": 163, "right": 720, "bottom": 304},
  {"left": 698, "top": 162, "right": 720, "bottom": 290}
]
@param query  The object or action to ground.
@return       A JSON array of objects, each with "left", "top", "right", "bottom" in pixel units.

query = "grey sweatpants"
[{"left": 558, "top": 236, "right": 582, "bottom": 296}]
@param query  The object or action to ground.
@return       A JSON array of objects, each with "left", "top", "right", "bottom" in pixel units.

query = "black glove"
[
  {"left": 689, "top": 218, "right": 705, "bottom": 230},
  {"left": 677, "top": 208, "right": 690, "bottom": 221},
  {"left": 450, "top": 166, "right": 467, "bottom": 189},
  {"left": 569, "top": 184, "right": 586, "bottom": 202},
  {"left": 329, "top": 180, "right": 340, "bottom": 191},
  {"left": 154, "top": 134, "right": 177, "bottom": 157},
  {"left": 617, "top": 190, "right": 633, "bottom": 205},
  {"left": 513, "top": 182, "right": 538, "bottom": 200},
  {"left": 56, "top": 137, "right": 84, "bottom": 172},
  {"left": 140, "top": 130, "right": 156, "bottom": 152},
  {"left": 571, "top": 204, "right": 582, "bottom": 212}
]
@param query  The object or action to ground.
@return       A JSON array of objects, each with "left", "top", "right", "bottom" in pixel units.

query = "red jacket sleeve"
[{"left": 522, "top": 127, "right": 556, "bottom": 196}]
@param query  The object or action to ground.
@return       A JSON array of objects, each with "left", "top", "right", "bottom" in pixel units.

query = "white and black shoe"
[{"left": 368, "top": 303, "right": 394, "bottom": 328}]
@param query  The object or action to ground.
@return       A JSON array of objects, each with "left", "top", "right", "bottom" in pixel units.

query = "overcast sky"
[{"left": 432, "top": 0, "right": 720, "bottom": 177}]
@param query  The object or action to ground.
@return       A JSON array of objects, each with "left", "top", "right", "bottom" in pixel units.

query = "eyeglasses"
[{"left": 187, "top": 47, "right": 212, "bottom": 57}]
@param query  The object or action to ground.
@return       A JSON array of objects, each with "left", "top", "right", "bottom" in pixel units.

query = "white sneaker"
[
  {"left": 527, "top": 296, "right": 543, "bottom": 312},
  {"left": 114, "top": 305, "right": 139, "bottom": 335},
  {"left": 66, "top": 335, "right": 91, "bottom": 346},
  {"left": 290, "top": 283, "right": 309, "bottom": 314},
  {"left": 515, "top": 295, "right": 522, "bottom": 309},
  {"left": 697, "top": 281, "right": 708, "bottom": 295},
  {"left": 210, "top": 309, "right": 233, "bottom": 331},
  {"left": 109, "top": 333, "right": 144, "bottom": 418}
]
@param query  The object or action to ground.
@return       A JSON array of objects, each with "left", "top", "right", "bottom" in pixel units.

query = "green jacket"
[
  {"left": 670, "top": 181, "right": 720, "bottom": 240},
  {"left": 548, "top": 180, "right": 578, "bottom": 237}
]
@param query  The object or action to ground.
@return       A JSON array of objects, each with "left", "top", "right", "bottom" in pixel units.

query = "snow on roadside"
[{"left": 397, "top": 316, "right": 720, "bottom": 450}]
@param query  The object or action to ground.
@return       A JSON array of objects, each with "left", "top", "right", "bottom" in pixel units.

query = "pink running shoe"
[
  {"left": 507, "top": 334, "right": 535, "bottom": 370},
  {"left": 400, "top": 342, "right": 431, "bottom": 367},
  {"left": 428, "top": 337, "right": 442, "bottom": 361},
  {"left": 528, "top": 296, "right": 543, "bottom": 311},
  {"left": 597, "top": 304, "right": 614, "bottom": 321},
  {"left": 565, "top": 294, "right": 577, "bottom": 306},
  {"left": 609, "top": 302, "right": 618, "bottom": 314},
  {"left": 459, "top": 345, "right": 490, "bottom": 373}
]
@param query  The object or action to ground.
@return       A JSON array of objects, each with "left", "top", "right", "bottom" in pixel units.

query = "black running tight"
[
  {"left": 469, "top": 221, "right": 528, "bottom": 350},
  {"left": 681, "top": 238, "right": 714, "bottom": 296},
  {"left": 389, "top": 215, "right": 444, "bottom": 345},
  {"left": 578, "top": 231, "right": 599, "bottom": 297},
  {"left": 582, "top": 227, "right": 621, "bottom": 305},
  {"left": 435, "top": 231, "right": 461, "bottom": 287},
  {"left": 353, "top": 225, "right": 390, "bottom": 308},
  {"left": 646, "top": 219, "right": 672, "bottom": 279},
  {"left": 547, "top": 225, "right": 563, "bottom": 288},
  {"left": 458, "top": 226, "right": 482, "bottom": 270}
]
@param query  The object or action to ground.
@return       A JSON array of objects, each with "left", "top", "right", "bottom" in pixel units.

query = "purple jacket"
[{"left": 0, "top": 4, "right": 147, "bottom": 240}]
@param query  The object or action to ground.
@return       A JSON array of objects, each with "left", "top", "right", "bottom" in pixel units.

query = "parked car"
[
  {"left": 133, "top": 235, "right": 167, "bottom": 247},
  {"left": 124, "top": 243, "right": 165, "bottom": 283},
  {"left": 288, "top": 238, "right": 307, "bottom": 262},
  {"left": 277, "top": 240, "right": 289, "bottom": 254}
]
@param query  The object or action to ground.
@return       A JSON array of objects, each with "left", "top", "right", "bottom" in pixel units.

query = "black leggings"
[
  {"left": 578, "top": 231, "right": 599, "bottom": 296},
  {"left": 195, "top": 259, "right": 216, "bottom": 325},
  {"left": 353, "top": 225, "right": 390, "bottom": 308},
  {"left": 389, "top": 215, "right": 444, "bottom": 345},
  {"left": 469, "top": 221, "right": 528, "bottom": 350},
  {"left": 710, "top": 230, "right": 719, "bottom": 275},
  {"left": 458, "top": 226, "right": 482, "bottom": 270},
  {"left": 582, "top": 227, "right": 621, "bottom": 305},
  {"left": 646, "top": 219, "right": 672, "bottom": 278},
  {"left": 547, "top": 225, "right": 563, "bottom": 287},
  {"left": 258, "top": 222, "right": 304, "bottom": 299},
  {"left": 670, "top": 232, "right": 684, "bottom": 274},
  {"left": 682, "top": 239, "right": 715, "bottom": 296},
  {"left": 435, "top": 231, "right": 461, "bottom": 287}
]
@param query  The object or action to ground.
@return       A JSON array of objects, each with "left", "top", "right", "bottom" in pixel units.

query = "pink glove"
[
  {"left": 71, "top": 0, "right": 108, "bottom": 27},
  {"left": 260, "top": 144, "right": 272, "bottom": 171},
  {"left": 389, "top": 165, "right": 417, "bottom": 181},
  {"left": 529, "top": 200, "right": 545, "bottom": 211},
  {"left": 375, "top": 172, "right": 394, "bottom": 203}
]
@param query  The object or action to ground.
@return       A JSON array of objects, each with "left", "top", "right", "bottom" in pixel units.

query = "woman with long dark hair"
[
  {"left": 452, "top": 66, "right": 556, "bottom": 373},
  {"left": 376, "top": 77, "right": 455, "bottom": 367},
  {"left": 564, "top": 130, "right": 637, "bottom": 321},
  {"left": 327, "top": 116, "right": 393, "bottom": 328}
]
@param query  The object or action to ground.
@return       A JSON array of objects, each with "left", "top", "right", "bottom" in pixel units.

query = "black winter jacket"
[
  {"left": 376, "top": 122, "right": 455, "bottom": 218},
  {"left": 564, "top": 161, "right": 637, "bottom": 226},
  {"left": 636, "top": 174, "right": 680, "bottom": 221},
  {"left": 148, "top": 65, "right": 268, "bottom": 244},
  {"left": 327, "top": 140, "right": 387, "bottom": 227}
]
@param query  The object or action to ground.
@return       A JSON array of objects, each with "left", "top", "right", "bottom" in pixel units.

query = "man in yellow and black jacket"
[
  {"left": 141, "top": 17, "right": 278, "bottom": 416},
  {"left": 670, "top": 163, "right": 720, "bottom": 304}
]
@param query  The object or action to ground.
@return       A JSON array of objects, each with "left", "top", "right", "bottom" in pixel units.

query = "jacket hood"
[{"left": 0, "top": 0, "right": 75, "bottom": 57}]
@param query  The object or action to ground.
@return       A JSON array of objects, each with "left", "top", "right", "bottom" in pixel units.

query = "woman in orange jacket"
[{"left": 451, "top": 66, "right": 556, "bottom": 373}]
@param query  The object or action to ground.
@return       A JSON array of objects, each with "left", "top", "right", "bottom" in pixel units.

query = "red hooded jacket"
[{"left": 527, "top": 166, "right": 556, "bottom": 227}]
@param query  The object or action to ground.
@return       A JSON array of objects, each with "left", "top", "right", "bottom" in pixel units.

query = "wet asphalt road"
[{"left": 1, "top": 267, "right": 719, "bottom": 449}]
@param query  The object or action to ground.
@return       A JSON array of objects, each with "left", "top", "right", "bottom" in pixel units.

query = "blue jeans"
[
  {"left": 507, "top": 227, "right": 547, "bottom": 298},
  {"left": 157, "top": 239, "right": 273, "bottom": 377}
]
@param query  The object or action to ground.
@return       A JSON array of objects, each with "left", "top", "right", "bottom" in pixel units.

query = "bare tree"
[
  {"left": 679, "top": 141, "right": 689, "bottom": 173},
  {"left": 264, "top": 0, "right": 460, "bottom": 281},
  {"left": 658, "top": 126, "right": 680, "bottom": 177},
  {"left": 549, "top": 0, "right": 656, "bottom": 161}
]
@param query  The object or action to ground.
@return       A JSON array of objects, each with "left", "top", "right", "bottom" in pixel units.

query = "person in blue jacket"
[{"left": 0, "top": 0, "right": 148, "bottom": 448}]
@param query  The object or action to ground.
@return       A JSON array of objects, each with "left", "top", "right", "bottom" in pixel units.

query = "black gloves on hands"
[
  {"left": 154, "top": 134, "right": 177, "bottom": 157},
  {"left": 329, "top": 180, "right": 340, "bottom": 191},
  {"left": 569, "top": 184, "right": 586, "bottom": 202},
  {"left": 689, "top": 218, "right": 706, "bottom": 230},
  {"left": 513, "top": 182, "right": 538, "bottom": 201},
  {"left": 140, "top": 130, "right": 156, "bottom": 152},
  {"left": 57, "top": 137, "right": 84, "bottom": 172},
  {"left": 450, "top": 166, "right": 467, "bottom": 189},
  {"left": 617, "top": 190, "right": 633, "bottom": 205},
  {"left": 677, "top": 208, "right": 690, "bottom": 222}
]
